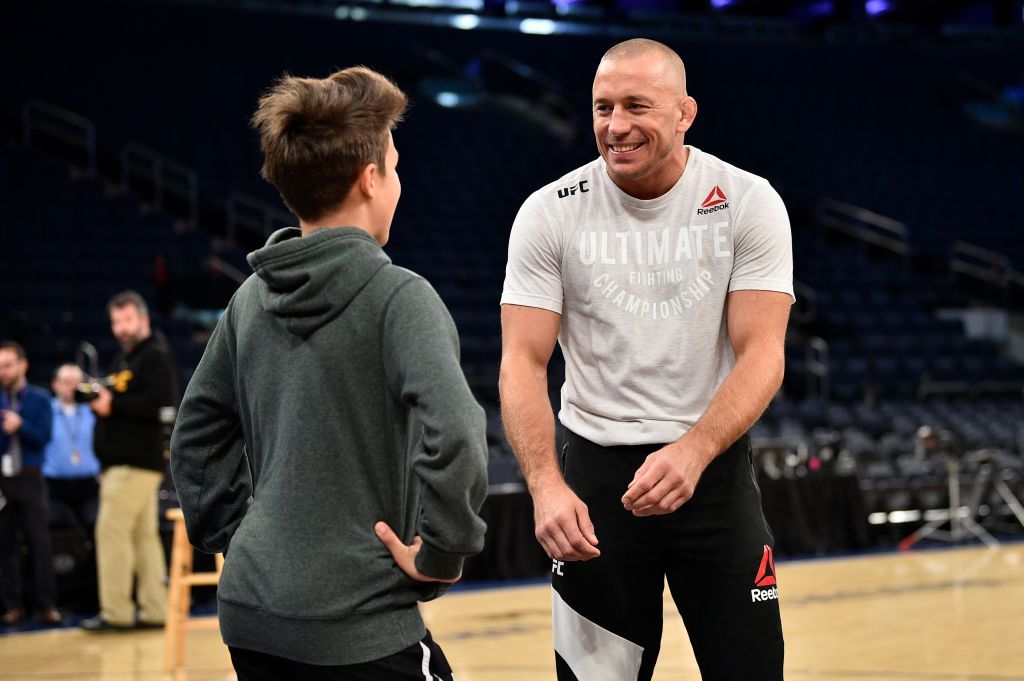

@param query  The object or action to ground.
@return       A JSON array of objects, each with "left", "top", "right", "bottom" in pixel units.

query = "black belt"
[{"left": 2, "top": 465, "right": 41, "bottom": 478}]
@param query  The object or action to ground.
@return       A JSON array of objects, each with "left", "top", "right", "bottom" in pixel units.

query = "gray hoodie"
[{"left": 169, "top": 226, "right": 488, "bottom": 665}]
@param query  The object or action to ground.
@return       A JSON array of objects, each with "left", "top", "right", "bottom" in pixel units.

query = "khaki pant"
[{"left": 95, "top": 465, "right": 167, "bottom": 626}]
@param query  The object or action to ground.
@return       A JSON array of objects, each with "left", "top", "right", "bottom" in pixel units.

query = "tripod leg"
[
  {"left": 967, "top": 464, "right": 991, "bottom": 518},
  {"left": 898, "top": 512, "right": 951, "bottom": 550},
  {"left": 949, "top": 458, "right": 963, "bottom": 541},
  {"left": 993, "top": 478, "right": 1024, "bottom": 529},
  {"left": 958, "top": 515, "right": 1000, "bottom": 548}
]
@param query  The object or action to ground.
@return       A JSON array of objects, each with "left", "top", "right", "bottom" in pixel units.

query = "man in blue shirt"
[
  {"left": 44, "top": 363, "right": 101, "bottom": 529},
  {"left": 0, "top": 341, "right": 60, "bottom": 626}
]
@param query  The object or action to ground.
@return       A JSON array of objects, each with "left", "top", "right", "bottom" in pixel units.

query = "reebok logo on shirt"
[{"left": 697, "top": 186, "right": 729, "bottom": 215}]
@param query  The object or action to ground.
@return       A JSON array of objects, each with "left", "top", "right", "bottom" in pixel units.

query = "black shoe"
[
  {"left": 79, "top": 616, "right": 134, "bottom": 632},
  {"left": 135, "top": 619, "right": 165, "bottom": 630},
  {"left": 1, "top": 608, "right": 25, "bottom": 625}
]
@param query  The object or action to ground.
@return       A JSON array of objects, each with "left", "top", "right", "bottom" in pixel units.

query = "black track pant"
[
  {"left": 551, "top": 431, "right": 784, "bottom": 681},
  {"left": 0, "top": 473, "right": 56, "bottom": 611},
  {"left": 229, "top": 630, "right": 455, "bottom": 681}
]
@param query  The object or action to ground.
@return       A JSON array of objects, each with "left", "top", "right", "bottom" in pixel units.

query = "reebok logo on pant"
[{"left": 751, "top": 545, "right": 779, "bottom": 603}]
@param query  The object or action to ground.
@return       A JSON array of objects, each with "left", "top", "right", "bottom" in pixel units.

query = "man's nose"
[{"left": 608, "top": 107, "right": 630, "bottom": 136}]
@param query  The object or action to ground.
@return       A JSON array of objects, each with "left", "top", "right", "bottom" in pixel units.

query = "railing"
[
  {"left": 949, "top": 240, "right": 1024, "bottom": 307},
  {"left": 120, "top": 143, "right": 199, "bottom": 226},
  {"left": 792, "top": 279, "right": 816, "bottom": 324},
  {"left": 21, "top": 100, "right": 97, "bottom": 175},
  {"left": 815, "top": 197, "right": 909, "bottom": 257},
  {"left": 225, "top": 193, "right": 295, "bottom": 246},
  {"left": 950, "top": 240, "right": 1012, "bottom": 286},
  {"left": 207, "top": 254, "right": 249, "bottom": 286},
  {"left": 805, "top": 336, "right": 830, "bottom": 400}
]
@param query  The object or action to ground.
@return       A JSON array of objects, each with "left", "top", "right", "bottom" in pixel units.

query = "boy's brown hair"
[{"left": 252, "top": 66, "right": 408, "bottom": 223}]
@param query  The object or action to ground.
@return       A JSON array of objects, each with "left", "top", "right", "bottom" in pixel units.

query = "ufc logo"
[
  {"left": 552, "top": 559, "right": 565, "bottom": 576},
  {"left": 557, "top": 180, "right": 589, "bottom": 198}
]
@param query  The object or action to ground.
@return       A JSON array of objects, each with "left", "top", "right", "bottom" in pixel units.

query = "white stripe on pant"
[{"left": 552, "top": 587, "right": 644, "bottom": 681}]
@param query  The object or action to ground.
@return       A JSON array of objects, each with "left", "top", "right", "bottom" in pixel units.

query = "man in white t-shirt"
[{"left": 500, "top": 39, "right": 792, "bottom": 681}]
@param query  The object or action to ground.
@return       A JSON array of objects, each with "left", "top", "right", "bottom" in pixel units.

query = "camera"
[{"left": 75, "top": 377, "right": 112, "bottom": 403}]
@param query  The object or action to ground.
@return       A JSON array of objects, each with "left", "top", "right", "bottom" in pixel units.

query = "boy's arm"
[
  {"left": 381, "top": 277, "right": 489, "bottom": 581},
  {"left": 169, "top": 307, "right": 252, "bottom": 554}
]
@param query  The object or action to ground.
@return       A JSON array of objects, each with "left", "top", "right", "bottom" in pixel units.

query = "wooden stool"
[{"left": 163, "top": 507, "right": 224, "bottom": 672}]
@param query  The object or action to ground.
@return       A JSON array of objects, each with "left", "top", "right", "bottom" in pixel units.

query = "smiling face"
[{"left": 592, "top": 50, "right": 696, "bottom": 199}]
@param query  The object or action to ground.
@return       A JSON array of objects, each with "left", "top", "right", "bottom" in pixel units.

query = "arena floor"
[{"left": 2, "top": 542, "right": 1023, "bottom": 681}]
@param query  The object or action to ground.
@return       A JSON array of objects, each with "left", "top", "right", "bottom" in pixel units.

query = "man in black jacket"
[
  {"left": 0, "top": 341, "right": 59, "bottom": 625},
  {"left": 81, "top": 290, "right": 180, "bottom": 632}
]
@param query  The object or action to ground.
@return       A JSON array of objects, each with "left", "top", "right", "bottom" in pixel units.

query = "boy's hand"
[{"left": 374, "top": 521, "right": 461, "bottom": 584}]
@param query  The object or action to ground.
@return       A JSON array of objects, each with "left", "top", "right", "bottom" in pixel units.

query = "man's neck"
[
  {"left": 299, "top": 206, "right": 382, "bottom": 244},
  {"left": 606, "top": 145, "right": 691, "bottom": 200},
  {"left": 124, "top": 331, "right": 151, "bottom": 355}
]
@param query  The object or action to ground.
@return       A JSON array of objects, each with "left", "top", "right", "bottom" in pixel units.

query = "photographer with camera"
[
  {"left": 80, "top": 291, "right": 180, "bottom": 633},
  {"left": 0, "top": 341, "right": 60, "bottom": 626}
]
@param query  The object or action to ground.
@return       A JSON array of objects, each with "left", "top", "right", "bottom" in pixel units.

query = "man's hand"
[
  {"left": 1, "top": 410, "right": 22, "bottom": 436},
  {"left": 374, "top": 521, "right": 461, "bottom": 584},
  {"left": 532, "top": 479, "right": 600, "bottom": 561},
  {"left": 621, "top": 442, "right": 712, "bottom": 516},
  {"left": 89, "top": 386, "right": 113, "bottom": 417}
]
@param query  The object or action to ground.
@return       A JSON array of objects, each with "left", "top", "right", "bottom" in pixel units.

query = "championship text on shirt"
[{"left": 583, "top": 222, "right": 729, "bottom": 319}]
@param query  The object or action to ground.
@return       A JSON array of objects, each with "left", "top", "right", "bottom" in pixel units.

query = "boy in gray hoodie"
[{"left": 169, "top": 66, "right": 488, "bottom": 680}]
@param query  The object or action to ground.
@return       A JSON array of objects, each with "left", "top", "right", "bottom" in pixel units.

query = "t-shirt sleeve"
[
  {"left": 501, "top": 192, "right": 564, "bottom": 314},
  {"left": 729, "top": 180, "right": 795, "bottom": 302}
]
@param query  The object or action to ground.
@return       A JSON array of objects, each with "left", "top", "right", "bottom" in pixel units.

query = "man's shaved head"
[
  {"left": 600, "top": 38, "right": 687, "bottom": 98},
  {"left": 591, "top": 37, "right": 697, "bottom": 198}
]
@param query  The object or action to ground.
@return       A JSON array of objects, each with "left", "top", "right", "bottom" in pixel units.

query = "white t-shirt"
[{"left": 501, "top": 146, "right": 794, "bottom": 447}]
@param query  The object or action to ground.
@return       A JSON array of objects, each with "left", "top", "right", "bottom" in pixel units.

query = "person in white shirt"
[{"left": 500, "top": 38, "right": 792, "bottom": 681}]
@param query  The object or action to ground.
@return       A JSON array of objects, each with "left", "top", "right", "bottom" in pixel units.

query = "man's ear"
[
  {"left": 358, "top": 162, "right": 379, "bottom": 199},
  {"left": 678, "top": 96, "right": 697, "bottom": 134}
]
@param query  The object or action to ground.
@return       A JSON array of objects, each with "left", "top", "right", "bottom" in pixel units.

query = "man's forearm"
[
  {"left": 499, "top": 359, "right": 562, "bottom": 495},
  {"left": 681, "top": 348, "right": 784, "bottom": 464}
]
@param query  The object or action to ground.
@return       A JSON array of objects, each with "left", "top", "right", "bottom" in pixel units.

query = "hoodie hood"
[{"left": 246, "top": 226, "right": 390, "bottom": 338}]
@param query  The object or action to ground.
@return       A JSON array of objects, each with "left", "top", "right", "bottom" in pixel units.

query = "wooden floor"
[{"left": 3, "top": 542, "right": 1023, "bottom": 681}]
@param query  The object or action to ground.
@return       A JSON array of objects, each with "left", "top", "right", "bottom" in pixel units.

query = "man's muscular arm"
[
  {"left": 499, "top": 304, "right": 600, "bottom": 561},
  {"left": 621, "top": 289, "right": 791, "bottom": 516}
]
